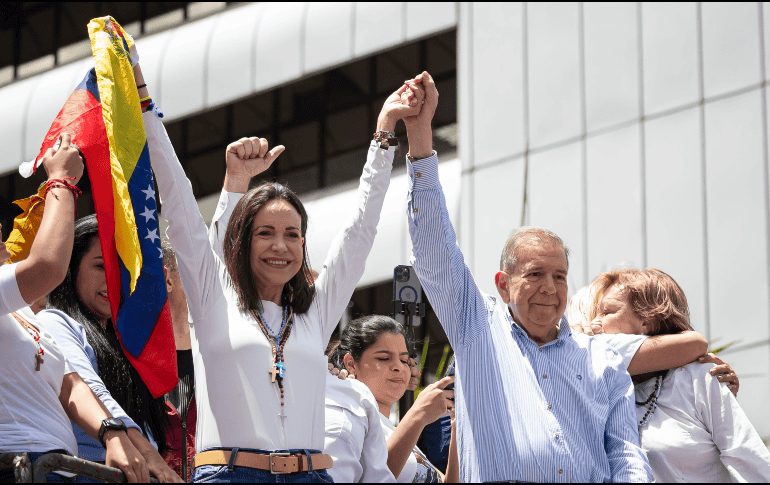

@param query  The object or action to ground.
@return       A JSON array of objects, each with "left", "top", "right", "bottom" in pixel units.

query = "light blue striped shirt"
[{"left": 406, "top": 154, "right": 651, "bottom": 483}]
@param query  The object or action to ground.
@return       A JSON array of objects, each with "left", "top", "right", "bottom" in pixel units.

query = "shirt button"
[
  {"left": 538, "top": 348, "right": 543, "bottom": 352},
  {"left": 558, "top": 469, "right": 563, "bottom": 475},
  {"left": 555, "top": 434, "right": 559, "bottom": 440},
  {"left": 547, "top": 404, "right": 552, "bottom": 410},
  {"left": 413, "top": 207, "right": 419, "bottom": 213},
  {"left": 542, "top": 374, "right": 547, "bottom": 379},
  {"left": 415, "top": 172, "right": 422, "bottom": 178}
]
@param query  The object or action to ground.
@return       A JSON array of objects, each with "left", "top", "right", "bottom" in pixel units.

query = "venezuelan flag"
[{"left": 31, "top": 17, "right": 176, "bottom": 398}]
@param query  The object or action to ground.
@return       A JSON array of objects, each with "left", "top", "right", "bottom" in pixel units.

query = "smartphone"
[{"left": 393, "top": 265, "right": 423, "bottom": 328}]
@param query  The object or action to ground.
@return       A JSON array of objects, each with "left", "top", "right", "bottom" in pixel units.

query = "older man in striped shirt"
[{"left": 402, "top": 72, "right": 651, "bottom": 482}]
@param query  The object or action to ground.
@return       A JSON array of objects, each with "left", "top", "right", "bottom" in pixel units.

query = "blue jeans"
[{"left": 191, "top": 448, "right": 333, "bottom": 483}]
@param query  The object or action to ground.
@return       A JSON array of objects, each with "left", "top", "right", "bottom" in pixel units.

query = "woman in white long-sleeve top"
[
  {"left": 135, "top": 63, "right": 425, "bottom": 483},
  {"left": 0, "top": 135, "right": 150, "bottom": 483},
  {"left": 326, "top": 315, "right": 458, "bottom": 483},
  {"left": 574, "top": 268, "right": 770, "bottom": 482},
  {"left": 324, "top": 361, "right": 395, "bottom": 482}
]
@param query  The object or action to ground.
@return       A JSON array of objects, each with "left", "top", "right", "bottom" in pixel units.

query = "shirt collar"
[{"left": 504, "top": 304, "right": 573, "bottom": 348}]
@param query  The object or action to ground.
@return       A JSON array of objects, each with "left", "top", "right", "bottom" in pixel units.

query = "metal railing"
[
  {"left": 1, "top": 452, "right": 160, "bottom": 483},
  {"left": 0, "top": 453, "right": 31, "bottom": 483}
]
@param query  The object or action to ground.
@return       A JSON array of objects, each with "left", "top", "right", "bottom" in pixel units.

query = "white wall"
[{"left": 459, "top": 2, "right": 770, "bottom": 439}]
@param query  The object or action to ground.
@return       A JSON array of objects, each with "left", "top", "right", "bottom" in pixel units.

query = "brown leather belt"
[{"left": 192, "top": 450, "right": 333, "bottom": 475}]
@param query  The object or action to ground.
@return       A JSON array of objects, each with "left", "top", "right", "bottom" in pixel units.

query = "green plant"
[
  {"left": 708, "top": 339, "right": 740, "bottom": 355},
  {"left": 412, "top": 341, "right": 452, "bottom": 399}
]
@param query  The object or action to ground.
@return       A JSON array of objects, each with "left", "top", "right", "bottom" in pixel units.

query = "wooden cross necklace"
[
  {"left": 250, "top": 305, "right": 293, "bottom": 420},
  {"left": 12, "top": 312, "right": 45, "bottom": 371}
]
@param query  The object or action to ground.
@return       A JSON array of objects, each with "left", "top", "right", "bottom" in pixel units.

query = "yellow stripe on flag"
[
  {"left": 4, "top": 184, "right": 47, "bottom": 265},
  {"left": 88, "top": 17, "right": 145, "bottom": 293}
]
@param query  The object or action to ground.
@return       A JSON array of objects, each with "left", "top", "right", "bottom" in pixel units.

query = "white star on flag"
[
  {"left": 145, "top": 228, "right": 160, "bottom": 244},
  {"left": 140, "top": 206, "right": 156, "bottom": 223},
  {"left": 157, "top": 247, "right": 164, "bottom": 259},
  {"left": 141, "top": 184, "right": 156, "bottom": 201}
]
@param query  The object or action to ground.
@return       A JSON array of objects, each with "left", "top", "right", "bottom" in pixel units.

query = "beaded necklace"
[
  {"left": 250, "top": 305, "right": 294, "bottom": 419},
  {"left": 12, "top": 312, "right": 45, "bottom": 371},
  {"left": 636, "top": 375, "right": 663, "bottom": 430}
]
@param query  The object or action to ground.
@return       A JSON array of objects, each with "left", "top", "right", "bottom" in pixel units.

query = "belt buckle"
[{"left": 269, "top": 452, "right": 292, "bottom": 475}]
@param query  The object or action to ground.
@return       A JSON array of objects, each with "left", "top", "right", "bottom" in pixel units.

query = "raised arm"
[
  {"left": 208, "top": 137, "right": 285, "bottom": 262},
  {"left": 405, "top": 72, "right": 488, "bottom": 350},
  {"left": 311, "top": 81, "right": 424, "bottom": 340},
  {"left": 14, "top": 135, "right": 83, "bottom": 304},
  {"left": 135, "top": 64, "right": 222, "bottom": 322}
]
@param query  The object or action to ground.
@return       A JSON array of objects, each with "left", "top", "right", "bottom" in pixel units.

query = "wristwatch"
[{"left": 98, "top": 417, "right": 127, "bottom": 448}]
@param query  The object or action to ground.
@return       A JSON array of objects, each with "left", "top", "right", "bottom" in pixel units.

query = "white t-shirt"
[
  {"left": 379, "top": 414, "right": 442, "bottom": 483},
  {"left": 636, "top": 361, "right": 770, "bottom": 482},
  {"left": 0, "top": 263, "right": 77, "bottom": 455},
  {"left": 324, "top": 374, "right": 395, "bottom": 483},
  {"left": 145, "top": 109, "right": 394, "bottom": 452}
]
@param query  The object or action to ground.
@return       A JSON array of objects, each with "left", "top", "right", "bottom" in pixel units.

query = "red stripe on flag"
[
  {"left": 118, "top": 301, "right": 178, "bottom": 397},
  {"left": 34, "top": 88, "right": 122, "bottom": 317},
  {"left": 35, "top": 90, "right": 102, "bottom": 167}
]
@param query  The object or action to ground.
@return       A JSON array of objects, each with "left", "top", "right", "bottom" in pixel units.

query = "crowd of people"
[{"left": 2, "top": 58, "right": 770, "bottom": 484}]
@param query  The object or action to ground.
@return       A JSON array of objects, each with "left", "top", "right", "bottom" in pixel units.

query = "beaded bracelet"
[{"left": 45, "top": 177, "right": 82, "bottom": 217}]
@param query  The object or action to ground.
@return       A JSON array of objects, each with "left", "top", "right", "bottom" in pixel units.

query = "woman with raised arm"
[
  {"left": 572, "top": 268, "right": 770, "bottom": 482},
  {"left": 137, "top": 61, "right": 425, "bottom": 482},
  {"left": 0, "top": 136, "right": 150, "bottom": 483}
]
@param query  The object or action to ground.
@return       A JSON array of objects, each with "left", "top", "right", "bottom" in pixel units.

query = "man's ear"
[
  {"left": 163, "top": 266, "right": 173, "bottom": 293},
  {"left": 343, "top": 354, "right": 357, "bottom": 375},
  {"left": 495, "top": 271, "right": 511, "bottom": 303}
]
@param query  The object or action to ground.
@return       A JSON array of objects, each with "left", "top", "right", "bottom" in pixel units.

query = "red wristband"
[{"left": 45, "top": 177, "right": 82, "bottom": 217}]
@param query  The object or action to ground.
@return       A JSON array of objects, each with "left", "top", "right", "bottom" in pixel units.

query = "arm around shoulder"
[{"left": 627, "top": 330, "right": 707, "bottom": 376}]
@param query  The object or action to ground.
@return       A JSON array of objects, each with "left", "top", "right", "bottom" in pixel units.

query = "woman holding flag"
[
  {"left": 137, "top": 57, "right": 426, "bottom": 481},
  {"left": 0, "top": 136, "right": 151, "bottom": 483}
]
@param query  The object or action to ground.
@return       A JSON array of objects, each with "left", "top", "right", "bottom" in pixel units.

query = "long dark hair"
[
  {"left": 223, "top": 182, "right": 315, "bottom": 314},
  {"left": 328, "top": 315, "right": 412, "bottom": 371},
  {"left": 47, "top": 215, "right": 168, "bottom": 451}
]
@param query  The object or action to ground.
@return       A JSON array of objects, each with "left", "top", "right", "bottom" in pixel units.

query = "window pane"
[
  {"left": 528, "top": 142, "right": 586, "bottom": 291},
  {"left": 469, "top": 2, "right": 525, "bottom": 166},
  {"left": 527, "top": 2, "right": 581, "bottom": 149},
  {"left": 705, "top": 89, "right": 769, "bottom": 344},
  {"left": 473, "top": 157, "right": 526, "bottom": 294},
  {"left": 642, "top": 3, "right": 699, "bottom": 115},
  {"left": 586, "top": 124, "right": 643, "bottom": 276},
  {"left": 702, "top": 2, "right": 761, "bottom": 98},
  {"left": 644, "top": 107, "right": 707, "bottom": 331},
  {"left": 584, "top": 2, "right": 639, "bottom": 132}
]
